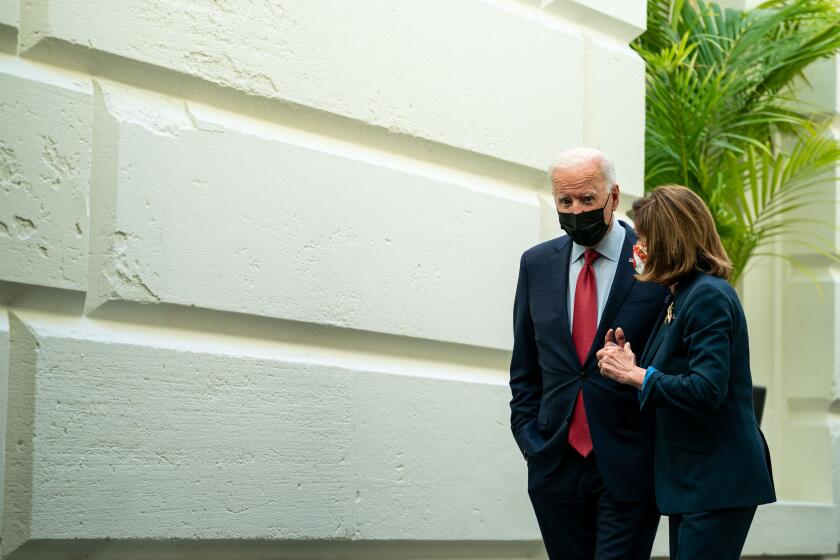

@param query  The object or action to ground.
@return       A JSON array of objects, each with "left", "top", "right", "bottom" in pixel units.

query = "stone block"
[
  {"left": 2, "top": 312, "right": 531, "bottom": 553},
  {"left": 0, "top": 58, "right": 92, "bottom": 290},
  {"left": 20, "top": 0, "right": 596, "bottom": 169},
  {"left": 87, "top": 84, "right": 539, "bottom": 350}
]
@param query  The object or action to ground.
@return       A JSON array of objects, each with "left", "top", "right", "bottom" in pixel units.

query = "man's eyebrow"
[{"left": 556, "top": 191, "right": 598, "bottom": 198}]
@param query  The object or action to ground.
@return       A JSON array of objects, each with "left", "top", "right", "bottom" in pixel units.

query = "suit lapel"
[
  {"left": 550, "top": 236, "right": 576, "bottom": 357},
  {"left": 585, "top": 225, "right": 636, "bottom": 365},
  {"left": 639, "top": 272, "right": 703, "bottom": 366},
  {"left": 639, "top": 306, "right": 669, "bottom": 366}
]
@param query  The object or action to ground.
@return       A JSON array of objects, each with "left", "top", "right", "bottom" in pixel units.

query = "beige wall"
[
  {"left": 0, "top": 0, "right": 838, "bottom": 558},
  {"left": 0, "top": 1, "right": 647, "bottom": 558},
  {"left": 741, "top": 54, "right": 840, "bottom": 504}
]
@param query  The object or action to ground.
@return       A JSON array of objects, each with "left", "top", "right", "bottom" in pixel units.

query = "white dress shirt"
[{"left": 568, "top": 220, "right": 626, "bottom": 329}]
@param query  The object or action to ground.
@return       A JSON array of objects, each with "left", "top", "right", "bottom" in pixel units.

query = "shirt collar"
[{"left": 570, "top": 220, "right": 624, "bottom": 264}]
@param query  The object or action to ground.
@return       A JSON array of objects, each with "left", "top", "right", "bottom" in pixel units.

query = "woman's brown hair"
[{"left": 631, "top": 185, "right": 732, "bottom": 285}]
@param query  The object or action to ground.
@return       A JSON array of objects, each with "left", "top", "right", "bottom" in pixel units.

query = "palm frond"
[{"left": 635, "top": 0, "right": 840, "bottom": 284}]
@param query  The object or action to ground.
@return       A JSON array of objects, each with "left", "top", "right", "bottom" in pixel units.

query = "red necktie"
[{"left": 568, "top": 248, "right": 599, "bottom": 457}]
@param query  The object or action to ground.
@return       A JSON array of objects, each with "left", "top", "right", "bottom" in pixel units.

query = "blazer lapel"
[
  {"left": 585, "top": 226, "right": 636, "bottom": 365},
  {"left": 639, "top": 272, "right": 703, "bottom": 366},
  {"left": 639, "top": 306, "right": 669, "bottom": 366},
  {"left": 550, "top": 236, "right": 577, "bottom": 357}
]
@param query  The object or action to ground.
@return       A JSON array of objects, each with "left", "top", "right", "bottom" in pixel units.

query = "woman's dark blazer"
[{"left": 638, "top": 271, "right": 776, "bottom": 515}]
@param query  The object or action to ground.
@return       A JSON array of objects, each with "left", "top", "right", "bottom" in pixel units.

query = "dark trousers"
[
  {"left": 527, "top": 444, "right": 660, "bottom": 560},
  {"left": 668, "top": 506, "right": 756, "bottom": 560}
]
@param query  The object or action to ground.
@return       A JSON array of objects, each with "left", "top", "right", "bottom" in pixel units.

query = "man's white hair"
[{"left": 548, "top": 147, "right": 616, "bottom": 193}]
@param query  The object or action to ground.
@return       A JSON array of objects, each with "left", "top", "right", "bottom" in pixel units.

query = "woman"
[{"left": 595, "top": 185, "right": 775, "bottom": 559}]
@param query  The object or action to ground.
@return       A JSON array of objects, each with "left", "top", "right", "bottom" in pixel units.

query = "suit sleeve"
[
  {"left": 639, "top": 284, "right": 734, "bottom": 412},
  {"left": 509, "top": 254, "right": 542, "bottom": 453}
]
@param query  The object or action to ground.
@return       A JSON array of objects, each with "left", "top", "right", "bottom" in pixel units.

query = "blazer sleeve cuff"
[{"left": 639, "top": 367, "right": 665, "bottom": 411}]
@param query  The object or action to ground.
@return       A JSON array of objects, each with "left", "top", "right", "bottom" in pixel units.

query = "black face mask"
[{"left": 557, "top": 194, "right": 613, "bottom": 247}]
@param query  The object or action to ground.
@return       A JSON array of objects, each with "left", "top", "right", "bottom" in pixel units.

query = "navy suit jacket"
[
  {"left": 509, "top": 221, "right": 666, "bottom": 502},
  {"left": 638, "top": 272, "right": 776, "bottom": 514}
]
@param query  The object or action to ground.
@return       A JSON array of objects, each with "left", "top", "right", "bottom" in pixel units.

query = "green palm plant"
[{"left": 634, "top": 0, "right": 840, "bottom": 284}]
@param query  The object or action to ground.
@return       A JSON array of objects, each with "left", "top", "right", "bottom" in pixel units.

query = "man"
[{"left": 509, "top": 148, "right": 666, "bottom": 559}]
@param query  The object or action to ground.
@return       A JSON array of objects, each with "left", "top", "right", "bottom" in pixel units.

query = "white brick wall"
[
  {"left": 0, "top": 60, "right": 92, "bottom": 291},
  {"left": 4, "top": 312, "right": 532, "bottom": 547},
  {"left": 21, "top": 0, "right": 583, "bottom": 169},
  {"left": 83, "top": 82, "right": 538, "bottom": 349},
  {"left": 0, "top": 311, "right": 8, "bottom": 542},
  {"left": 0, "top": 0, "right": 647, "bottom": 557},
  {"left": 0, "top": 1, "right": 18, "bottom": 30}
]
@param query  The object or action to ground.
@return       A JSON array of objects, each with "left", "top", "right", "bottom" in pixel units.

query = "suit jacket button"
[{"left": 579, "top": 371, "right": 588, "bottom": 379}]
